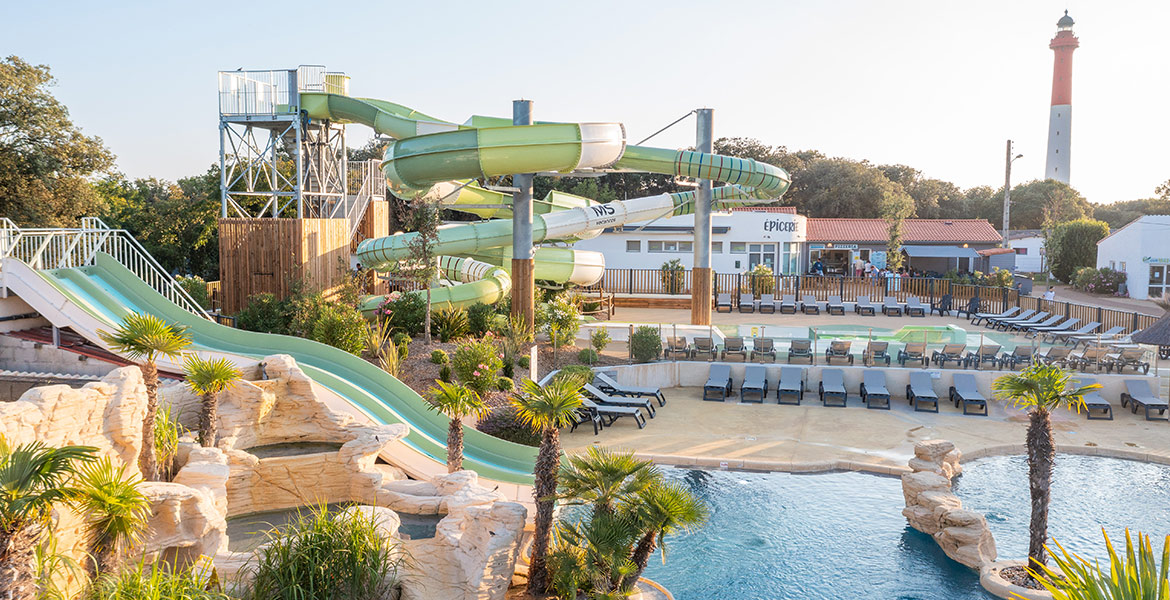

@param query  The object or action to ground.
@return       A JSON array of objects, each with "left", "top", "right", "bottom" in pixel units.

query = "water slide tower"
[
  {"left": 216, "top": 65, "right": 388, "bottom": 313},
  {"left": 1044, "top": 11, "right": 1078, "bottom": 183}
]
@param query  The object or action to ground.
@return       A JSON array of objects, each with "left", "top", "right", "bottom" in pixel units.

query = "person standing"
[
  {"left": 1042, "top": 286, "right": 1056, "bottom": 310},
  {"left": 853, "top": 256, "right": 864, "bottom": 278}
]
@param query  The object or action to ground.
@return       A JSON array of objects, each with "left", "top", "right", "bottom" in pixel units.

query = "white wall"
[
  {"left": 1011, "top": 236, "right": 1046, "bottom": 273},
  {"left": 1096, "top": 216, "right": 1170, "bottom": 300}
]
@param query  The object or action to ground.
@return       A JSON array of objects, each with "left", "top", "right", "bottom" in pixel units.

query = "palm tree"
[
  {"left": 425, "top": 380, "right": 490, "bottom": 473},
  {"left": 558, "top": 447, "right": 659, "bottom": 518},
  {"left": 512, "top": 376, "right": 584, "bottom": 596},
  {"left": 624, "top": 480, "right": 710, "bottom": 590},
  {"left": 1030, "top": 529, "right": 1170, "bottom": 599},
  {"left": 0, "top": 437, "right": 96, "bottom": 600},
  {"left": 99, "top": 313, "right": 191, "bottom": 480},
  {"left": 73, "top": 457, "right": 150, "bottom": 577},
  {"left": 993, "top": 363, "right": 1099, "bottom": 574},
  {"left": 184, "top": 354, "right": 242, "bottom": 448}
]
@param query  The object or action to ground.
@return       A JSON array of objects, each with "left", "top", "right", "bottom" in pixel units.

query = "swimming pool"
[{"left": 641, "top": 457, "right": 1170, "bottom": 600}]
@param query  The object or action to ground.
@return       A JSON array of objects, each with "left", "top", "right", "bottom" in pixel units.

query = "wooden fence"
[{"left": 1018, "top": 295, "right": 1159, "bottom": 333}]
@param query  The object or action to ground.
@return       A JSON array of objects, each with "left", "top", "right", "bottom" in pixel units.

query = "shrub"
[
  {"left": 496, "top": 376, "right": 514, "bottom": 392},
  {"left": 538, "top": 296, "right": 580, "bottom": 348},
  {"left": 748, "top": 263, "right": 775, "bottom": 295},
  {"left": 1072, "top": 266, "right": 1097, "bottom": 290},
  {"left": 467, "top": 302, "right": 495, "bottom": 336},
  {"left": 285, "top": 290, "right": 331, "bottom": 338},
  {"left": 430, "top": 349, "right": 449, "bottom": 364},
  {"left": 439, "top": 364, "right": 452, "bottom": 382},
  {"left": 590, "top": 328, "right": 611, "bottom": 355},
  {"left": 382, "top": 292, "right": 427, "bottom": 336},
  {"left": 90, "top": 562, "right": 231, "bottom": 600},
  {"left": 476, "top": 407, "right": 540, "bottom": 446},
  {"left": 577, "top": 348, "right": 599, "bottom": 364},
  {"left": 553, "top": 364, "right": 594, "bottom": 387},
  {"left": 518, "top": 355, "right": 531, "bottom": 369},
  {"left": 175, "top": 275, "right": 210, "bottom": 310},
  {"left": 980, "top": 267, "right": 1014, "bottom": 288},
  {"left": 308, "top": 303, "right": 367, "bottom": 355},
  {"left": 155, "top": 404, "right": 185, "bottom": 482},
  {"left": 502, "top": 360, "right": 514, "bottom": 379},
  {"left": 1049, "top": 219, "right": 1110, "bottom": 283},
  {"left": 244, "top": 505, "right": 401, "bottom": 600},
  {"left": 452, "top": 339, "right": 504, "bottom": 395},
  {"left": 433, "top": 306, "right": 470, "bottom": 342},
  {"left": 1076, "top": 266, "right": 1127, "bottom": 295},
  {"left": 660, "top": 258, "right": 685, "bottom": 294},
  {"left": 630, "top": 325, "right": 662, "bottom": 363},
  {"left": 236, "top": 293, "right": 289, "bottom": 334},
  {"left": 392, "top": 332, "right": 411, "bottom": 356}
]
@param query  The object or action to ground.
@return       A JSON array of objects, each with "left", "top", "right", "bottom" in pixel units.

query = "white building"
[
  {"left": 1096, "top": 215, "right": 1170, "bottom": 300},
  {"left": 1007, "top": 230, "right": 1047, "bottom": 273}
]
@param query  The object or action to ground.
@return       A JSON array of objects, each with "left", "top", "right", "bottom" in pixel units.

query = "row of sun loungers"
[
  {"left": 569, "top": 374, "right": 669, "bottom": 435},
  {"left": 715, "top": 293, "right": 937, "bottom": 317}
]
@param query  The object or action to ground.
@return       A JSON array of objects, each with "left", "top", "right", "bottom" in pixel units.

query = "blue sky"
[{"left": 8, "top": 0, "right": 1168, "bottom": 204}]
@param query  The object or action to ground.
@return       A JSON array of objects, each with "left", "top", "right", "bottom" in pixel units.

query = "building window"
[
  {"left": 748, "top": 243, "right": 776, "bottom": 270},
  {"left": 626, "top": 240, "right": 640, "bottom": 253},
  {"left": 648, "top": 240, "right": 692, "bottom": 253},
  {"left": 1015, "top": 248, "right": 1028, "bottom": 255},
  {"left": 1109, "top": 261, "right": 1116, "bottom": 270},
  {"left": 711, "top": 242, "right": 722, "bottom": 254},
  {"left": 730, "top": 242, "right": 747, "bottom": 254},
  {"left": 782, "top": 242, "right": 799, "bottom": 274},
  {"left": 1120, "top": 261, "right": 1126, "bottom": 272}
]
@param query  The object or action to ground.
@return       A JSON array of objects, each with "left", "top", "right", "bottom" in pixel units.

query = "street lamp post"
[{"left": 1001, "top": 139, "right": 1024, "bottom": 247}]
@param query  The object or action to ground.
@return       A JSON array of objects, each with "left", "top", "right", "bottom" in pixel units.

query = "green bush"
[
  {"left": 383, "top": 293, "right": 427, "bottom": 336},
  {"left": 439, "top": 364, "right": 452, "bottom": 382},
  {"left": 1076, "top": 266, "right": 1127, "bottom": 295},
  {"left": 430, "top": 349, "right": 449, "bottom": 364},
  {"left": 660, "top": 258, "right": 685, "bottom": 295},
  {"left": 467, "top": 302, "right": 495, "bottom": 336},
  {"left": 175, "top": 275, "right": 210, "bottom": 310},
  {"left": 243, "top": 505, "right": 401, "bottom": 600},
  {"left": 630, "top": 326, "right": 662, "bottom": 363},
  {"left": 433, "top": 306, "right": 470, "bottom": 342},
  {"left": 392, "top": 332, "right": 411, "bottom": 358},
  {"left": 502, "top": 360, "right": 514, "bottom": 379},
  {"left": 518, "top": 355, "right": 531, "bottom": 369},
  {"left": 285, "top": 290, "right": 331, "bottom": 338},
  {"left": 538, "top": 296, "right": 580, "bottom": 348},
  {"left": 553, "top": 364, "right": 594, "bottom": 387},
  {"left": 1073, "top": 266, "right": 1097, "bottom": 290},
  {"left": 476, "top": 407, "right": 540, "bottom": 446},
  {"left": 1049, "top": 218, "right": 1110, "bottom": 283},
  {"left": 577, "top": 348, "right": 599, "bottom": 364},
  {"left": 89, "top": 562, "right": 230, "bottom": 600},
  {"left": 748, "top": 263, "right": 774, "bottom": 295},
  {"left": 452, "top": 339, "right": 504, "bottom": 395},
  {"left": 496, "top": 376, "right": 514, "bottom": 392},
  {"left": 308, "top": 304, "right": 367, "bottom": 355},
  {"left": 590, "top": 328, "right": 611, "bottom": 355},
  {"left": 236, "top": 293, "right": 289, "bottom": 334}
]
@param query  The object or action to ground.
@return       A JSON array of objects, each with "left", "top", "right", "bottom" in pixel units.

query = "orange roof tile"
[
  {"left": 807, "top": 219, "right": 1001, "bottom": 244},
  {"left": 730, "top": 206, "right": 797, "bottom": 214}
]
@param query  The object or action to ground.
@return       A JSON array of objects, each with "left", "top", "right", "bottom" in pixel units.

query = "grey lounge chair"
[
  {"left": 971, "top": 305, "right": 1018, "bottom": 326},
  {"left": 692, "top": 337, "right": 717, "bottom": 361},
  {"left": 931, "top": 343, "right": 967, "bottom": 368},
  {"left": 788, "top": 339, "right": 814, "bottom": 364},
  {"left": 1069, "top": 346, "right": 1108, "bottom": 372},
  {"left": 703, "top": 364, "right": 733, "bottom": 401},
  {"left": 862, "top": 341, "right": 891, "bottom": 366},
  {"left": 1028, "top": 317, "right": 1079, "bottom": 339},
  {"left": 779, "top": 294, "right": 798, "bottom": 314},
  {"left": 965, "top": 344, "right": 1002, "bottom": 370},
  {"left": 740, "top": 365, "right": 768, "bottom": 403},
  {"left": 570, "top": 404, "right": 606, "bottom": 434},
  {"left": 759, "top": 293, "right": 777, "bottom": 314},
  {"left": 987, "top": 308, "right": 1036, "bottom": 329},
  {"left": 738, "top": 293, "right": 756, "bottom": 314},
  {"left": 580, "top": 398, "right": 647, "bottom": 429},
  {"left": 1120, "top": 379, "right": 1169, "bottom": 420},
  {"left": 801, "top": 294, "right": 821, "bottom": 315},
  {"left": 722, "top": 337, "right": 748, "bottom": 362},
  {"left": 593, "top": 372, "right": 666, "bottom": 407},
  {"left": 715, "top": 293, "right": 733, "bottom": 313},
  {"left": 664, "top": 336, "right": 690, "bottom": 360},
  {"left": 827, "top": 296, "right": 846, "bottom": 315},
  {"left": 1001, "top": 346, "right": 1036, "bottom": 370},
  {"left": 825, "top": 340, "right": 854, "bottom": 365},
  {"left": 750, "top": 337, "right": 776, "bottom": 363},
  {"left": 948, "top": 373, "right": 988, "bottom": 416},
  {"left": 1037, "top": 345, "right": 1071, "bottom": 367},
  {"left": 1105, "top": 347, "right": 1150, "bottom": 374},
  {"left": 1045, "top": 321, "right": 1099, "bottom": 344},
  {"left": 1014, "top": 314, "right": 1063, "bottom": 334},
  {"left": 818, "top": 368, "right": 848, "bottom": 407},
  {"left": 583, "top": 383, "right": 655, "bottom": 418},
  {"left": 906, "top": 371, "right": 939, "bottom": 413},
  {"left": 1075, "top": 377, "right": 1111, "bottom": 420},
  {"left": 1068, "top": 326, "right": 1125, "bottom": 348},
  {"left": 777, "top": 366, "right": 804, "bottom": 405},
  {"left": 898, "top": 342, "right": 928, "bottom": 367},
  {"left": 998, "top": 311, "right": 1048, "bottom": 332},
  {"left": 881, "top": 296, "right": 903, "bottom": 316},
  {"left": 854, "top": 295, "right": 876, "bottom": 316},
  {"left": 860, "top": 369, "right": 890, "bottom": 410},
  {"left": 905, "top": 297, "right": 926, "bottom": 317}
]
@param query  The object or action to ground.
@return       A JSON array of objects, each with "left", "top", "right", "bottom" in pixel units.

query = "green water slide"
[{"left": 34, "top": 253, "right": 538, "bottom": 485}]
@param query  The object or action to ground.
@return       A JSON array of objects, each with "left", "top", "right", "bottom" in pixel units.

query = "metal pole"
[
  {"left": 511, "top": 100, "right": 536, "bottom": 330},
  {"left": 690, "top": 108, "right": 714, "bottom": 325},
  {"left": 1001, "top": 139, "right": 1013, "bottom": 248},
  {"left": 219, "top": 120, "right": 228, "bottom": 218}
]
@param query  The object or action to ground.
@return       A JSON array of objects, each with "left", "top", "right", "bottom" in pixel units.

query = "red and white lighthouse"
[{"left": 1044, "top": 10, "right": 1078, "bottom": 183}]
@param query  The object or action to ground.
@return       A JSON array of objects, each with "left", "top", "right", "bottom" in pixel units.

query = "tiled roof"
[
  {"left": 729, "top": 206, "right": 797, "bottom": 214},
  {"left": 977, "top": 247, "right": 1016, "bottom": 256},
  {"left": 807, "top": 219, "right": 1002, "bottom": 243}
]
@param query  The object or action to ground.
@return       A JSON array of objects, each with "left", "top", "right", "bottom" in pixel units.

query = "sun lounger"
[
  {"left": 759, "top": 293, "right": 777, "bottom": 314},
  {"left": 777, "top": 366, "right": 804, "bottom": 405},
  {"left": 1014, "top": 314, "right": 1063, "bottom": 334},
  {"left": 862, "top": 341, "right": 891, "bottom": 366},
  {"left": 750, "top": 337, "right": 776, "bottom": 363},
  {"left": 1028, "top": 317, "right": 1079, "bottom": 339},
  {"left": 738, "top": 293, "right": 756, "bottom": 314},
  {"left": 898, "top": 342, "right": 928, "bottom": 367},
  {"left": 1104, "top": 347, "right": 1150, "bottom": 374},
  {"left": 664, "top": 336, "right": 690, "bottom": 360},
  {"left": 881, "top": 296, "right": 903, "bottom": 317},
  {"left": 570, "top": 404, "right": 606, "bottom": 434},
  {"left": 827, "top": 296, "right": 846, "bottom": 316},
  {"left": 825, "top": 340, "right": 854, "bottom": 365},
  {"left": 779, "top": 294, "right": 798, "bottom": 314},
  {"left": 1068, "top": 326, "right": 1125, "bottom": 348},
  {"left": 740, "top": 365, "right": 768, "bottom": 403},
  {"left": 860, "top": 369, "right": 890, "bottom": 409},
  {"left": 1037, "top": 345, "right": 1071, "bottom": 367},
  {"left": 971, "top": 305, "right": 1017, "bottom": 326},
  {"left": 580, "top": 397, "right": 647, "bottom": 429},
  {"left": 692, "top": 337, "right": 717, "bottom": 361},
  {"left": 583, "top": 383, "right": 655, "bottom": 418},
  {"left": 931, "top": 294, "right": 953, "bottom": 317},
  {"left": 958, "top": 297, "right": 986, "bottom": 321},
  {"left": 965, "top": 344, "right": 1002, "bottom": 370},
  {"left": 996, "top": 310, "right": 1047, "bottom": 331},
  {"left": 1120, "top": 379, "right": 1169, "bottom": 421},
  {"left": 1001, "top": 346, "right": 1036, "bottom": 370},
  {"left": 948, "top": 373, "right": 988, "bottom": 416},
  {"left": 1069, "top": 346, "right": 1108, "bottom": 372},
  {"left": 1003, "top": 312, "right": 1052, "bottom": 332},
  {"left": 593, "top": 372, "right": 666, "bottom": 407},
  {"left": 1045, "top": 321, "right": 1099, "bottom": 344},
  {"left": 854, "top": 295, "right": 876, "bottom": 316},
  {"left": 987, "top": 308, "right": 1036, "bottom": 329},
  {"left": 1074, "top": 377, "right": 1111, "bottom": 420},
  {"left": 722, "top": 337, "right": 748, "bottom": 362},
  {"left": 906, "top": 371, "right": 939, "bottom": 413},
  {"left": 931, "top": 343, "right": 967, "bottom": 368},
  {"left": 703, "top": 364, "right": 733, "bottom": 402},
  {"left": 905, "top": 297, "right": 926, "bottom": 317},
  {"left": 788, "top": 339, "right": 813, "bottom": 364},
  {"left": 801, "top": 294, "right": 821, "bottom": 315},
  {"left": 818, "top": 368, "right": 847, "bottom": 407},
  {"left": 715, "top": 293, "right": 733, "bottom": 313}
]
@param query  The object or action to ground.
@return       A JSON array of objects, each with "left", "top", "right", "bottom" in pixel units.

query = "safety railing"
[
  {"left": 0, "top": 217, "right": 212, "bottom": 320},
  {"left": 332, "top": 159, "right": 386, "bottom": 239},
  {"left": 218, "top": 65, "right": 345, "bottom": 116}
]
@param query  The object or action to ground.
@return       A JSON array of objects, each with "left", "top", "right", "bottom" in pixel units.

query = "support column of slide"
[
  {"left": 510, "top": 100, "right": 536, "bottom": 330},
  {"left": 691, "top": 108, "right": 714, "bottom": 326}
]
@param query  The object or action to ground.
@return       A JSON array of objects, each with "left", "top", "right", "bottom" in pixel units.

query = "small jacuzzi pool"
[
  {"left": 226, "top": 503, "right": 444, "bottom": 553},
  {"left": 242, "top": 441, "right": 344, "bottom": 459}
]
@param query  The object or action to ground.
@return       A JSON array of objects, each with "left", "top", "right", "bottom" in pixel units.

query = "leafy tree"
[
  {"left": 558, "top": 447, "right": 659, "bottom": 518},
  {"left": 0, "top": 438, "right": 96, "bottom": 600},
  {"left": 786, "top": 158, "right": 913, "bottom": 219},
  {"left": 74, "top": 457, "right": 149, "bottom": 576},
  {"left": 99, "top": 313, "right": 192, "bottom": 481},
  {"left": 1048, "top": 219, "right": 1110, "bottom": 283},
  {"left": 401, "top": 200, "right": 441, "bottom": 344},
  {"left": 0, "top": 56, "right": 114, "bottom": 226},
  {"left": 184, "top": 355, "right": 242, "bottom": 448},
  {"left": 627, "top": 480, "right": 709, "bottom": 586},
  {"left": 512, "top": 377, "right": 585, "bottom": 595},
  {"left": 993, "top": 365, "right": 1099, "bottom": 575},
  {"left": 425, "top": 381, "right": 490, "bottom": 473}
]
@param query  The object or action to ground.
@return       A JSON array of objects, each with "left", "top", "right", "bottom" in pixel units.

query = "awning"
[{"left": 901, "top": 245, "right": 980, "bottom": 259}]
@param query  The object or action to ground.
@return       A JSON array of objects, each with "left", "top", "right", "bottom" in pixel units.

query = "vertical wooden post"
[{"left": 691, "top": 267, "right": 712, "bottom": 326}]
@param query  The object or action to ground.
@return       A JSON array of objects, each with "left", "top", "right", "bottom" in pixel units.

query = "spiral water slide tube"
[{"left": 297, "top": 94, "right": 791, "bottom": 312}]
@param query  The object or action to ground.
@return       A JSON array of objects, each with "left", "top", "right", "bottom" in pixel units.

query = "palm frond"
[
  {"left": 993, "top": 363, "right": 1101, "bottom": 413},
  {"left": 0, "top": 437, "right": 96, "bottom": 526},
  {"left": 426, "top": 380, "right": 489, "bottom": 420},
  {"left": 98, "top": 313, "right": 191, "bottom": 362},
  {"left": 1026, "top": 528, "right": 1170, "bottom": 599},
  {"left": 73, "top": 457, "right": 150, "bottom": 558},
  {"left": 557, "top": 447, "right": 660, "bottom": 512},
  {"left": 184, "top": 354, "right": 242, "bottom": 395},
  {"left": 512, "top": 377, "right": 584, "bottom": 432}
]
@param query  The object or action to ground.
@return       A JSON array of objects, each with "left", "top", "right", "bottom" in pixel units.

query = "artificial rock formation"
[{"left": 901, "top": 439, "right": 997, "bottom": 569}]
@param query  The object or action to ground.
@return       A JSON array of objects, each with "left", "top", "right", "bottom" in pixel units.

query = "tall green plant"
[
  {"left": 183, "top": 355, "right": 241, "bottom": 448},
  {"left": 99, "top": 313, "right": 191, "bottom": 480},
  {"left": 425, "top": 381, "right": 490, "bottom": 473},
  {"left": 558, "top": 447, "right": 658, "bottom": 518},
  {"left": 1028, "top": 529, "right": 1170, "bottom": 599},
  {"left": 659, "top": 259, "right": 684, "bottom": 295},
  {"left": 154, "top": 404, "right": 185, "bottom": 482},
  {"left": 74, "top": 457, "right": 150, "bottom": 577},
  {"left": 87, "top": 561, "right": 232, "bottom": 600},
  {"left": 993, "top": 364, "right": 1100, "bottom": 573}
]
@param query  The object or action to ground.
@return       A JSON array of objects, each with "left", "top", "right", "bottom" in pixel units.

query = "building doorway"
[
  {"left": 810, "top": 249, "right": 851, "bottom": 275},
  {"left": 1149, "top": 264, "right": 1166, "bottom": 299}
]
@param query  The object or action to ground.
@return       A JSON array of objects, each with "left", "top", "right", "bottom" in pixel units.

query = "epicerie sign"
[{"left": 763, "top": 219, "right": 798, "bottom": 233}]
